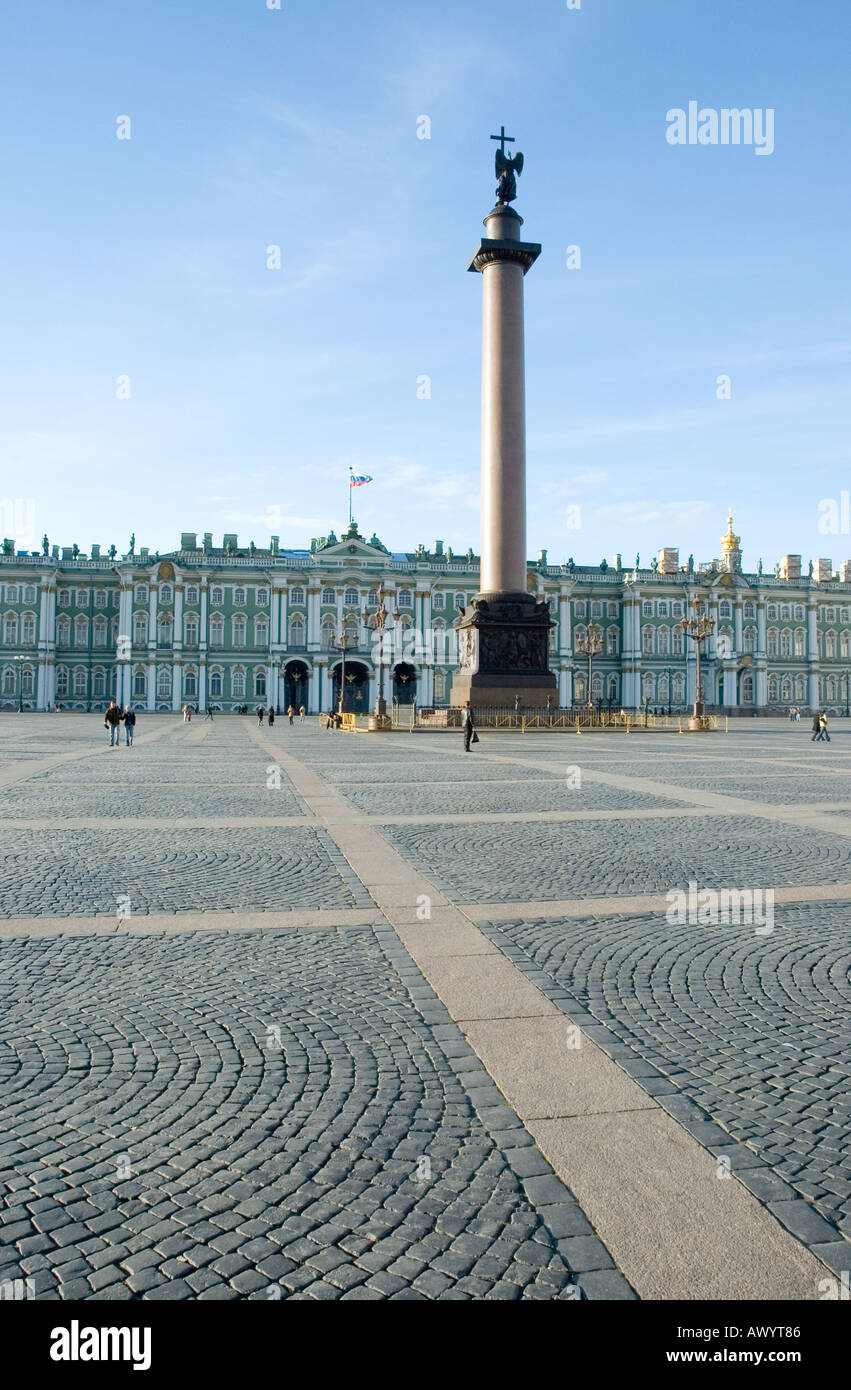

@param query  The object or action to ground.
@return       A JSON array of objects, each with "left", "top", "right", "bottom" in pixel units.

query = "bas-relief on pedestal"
[{"left": 450, "top": 131, "right": 557, "bottom": 708}]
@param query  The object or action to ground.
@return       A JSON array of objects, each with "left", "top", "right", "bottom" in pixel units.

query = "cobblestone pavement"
[
  {"left": 479, "top": 905, "right": 851, "bottom": 1260},
  {"left": 1, "top": 714, "right": 850, "bottom": 1297}
]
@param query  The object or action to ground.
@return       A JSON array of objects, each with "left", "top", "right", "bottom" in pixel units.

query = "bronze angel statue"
[{"left": 495, "top": 146, "right": 524, "bottom": 204}]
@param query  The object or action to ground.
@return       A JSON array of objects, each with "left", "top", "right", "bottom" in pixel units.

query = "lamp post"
[
  {"left": 575, "top": 622, "right": 603, "bottom": 708},
  {"left": 679, "top": 598, "right": 714, "bottom": 719},
  {"left": 333, "top": 629, "right": 350, "bottom": 714},
  {"left": 363, "top": 586, "right": 400, "bottom": 723}
]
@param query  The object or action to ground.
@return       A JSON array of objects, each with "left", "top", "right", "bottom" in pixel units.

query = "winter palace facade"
[{"left": 2, "top": 516, "right": 851, "bottom": 716}]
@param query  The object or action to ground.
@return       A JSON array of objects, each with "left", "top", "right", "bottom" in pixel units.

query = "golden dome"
[{"left": 720, "top": 510, "right": 740, "bottom": 552}]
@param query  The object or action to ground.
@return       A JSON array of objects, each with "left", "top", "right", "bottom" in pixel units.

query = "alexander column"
[{"left": 450, "top": 130, "right": 557, "bottom": 709}]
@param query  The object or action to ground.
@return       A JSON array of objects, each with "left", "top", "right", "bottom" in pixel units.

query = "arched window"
[
  {"left": 56, "top": 617, "right": 69, "bottom": 648},
  {"left": 210, "top": 670, "right": 223, "bottom": 698},
  {"left": 184, "top": 668, "right": 198, "bottom": 698},
  {"left": 795, "top": 674, "right": 806, "bottom": 701},
  {"left": 2, "top": 666, "right": 15, "bottom": 695},
  {"left": 574, "top": 675, "right": 586, "bottom": 703},
  {"left": 673, "top": 674, "right": 685, "bottom": 704},
  {"left": 94, "top": 616, "right": 108, "bottom": 648},
  {"left": 794, "top": 629, "right": 805, "bottom": 657},
  {"left": 233, "top": 587, "right": 245, "bottom": 606},
  {"left": 642, "top": 673, "right": 656, "bottom": 700},
  {"left": 607, "top": 627, "right": 618, "bottom": 656},
  {"left": 781, "top": 605, "right": 791, "bottom": 620},
  {"left": 255, "top": 619, "right": 269, "bottom": 647},
  {"left": 743, "top": 602, "right": 755, "bottom": 618},
  {"left": 767, "top": 628, "right": 778, "bottom": 657},
  {"left": 657, "top": 626, "right": 670, "bottom": 655},
  {"left": 344, "top": 587, "right": 359, "bottom": 607},
  {"left": 454, "top": 592, "right": 465, "bottom": 611},
  {"left": 186, "top": 586, "right": 198, "bottom": 604},
  {"left": 73, "top": 668, "right": 87, "bottom": 696},
  {"left": 254, "top": 670, "right": 267, "bottom": 698},
  {"left": 825, "top": 631, "right": 837, "bottom": 659},
  {"left": 21, "top": 613, "right": 36, "bottom": 645},
  {"left": 133, "top": 668, "right": 146, "bottom": 698},
  {"left": 211, "top": 587, "right": 223, "bottom": 606},
  {"left": 321, "top": 588, "right": 337, "bottom": 605},
  {"left": 672, "top": 628, "right": 684, "bottom": 656},
  {"left": 591, "top": 673, "right": 603, "bottom": 701},
  {"left": 135, "top": 585, "right": 148, "bottom": 602},
  {"left": 288, "top": 615, "right": 305, "bottom": 647},
  {"left": 232, "top": 616, "right": 246, "bottom": 647},
  {"left": 657, "top": 602, "right": 668, "bottom": 617},
  {"left": 741, "top": 674, "right": 754, "bottom": 703},
  {"left": 433, "top": 670, "right": 445, "bottom": 703},
  {"left": 210, "top": 616, "right": 224, "bottom": 645},
  {"left": 397, "top": 590, "right": 412, "bottom": 608},
  {"left": 781, "top": 676, "right": 792, "bottom": 702},
  {"left": 743, "top": 627, "right": 756, "bottom": 653},
  {"left": 590, "top": 600, "right": 602, "bottom": 618},
  {"left": 768, "top": 674, "right": 779, "bottom": 702},
  {"left": 780, "top": 630, "right": 792, "bottom": 658},
  {"left": 642, "top": 625, "right": 654, "bottom": 655},
  {"left": 184, "top": 615, "right": 198, "bottom": 646},
  {"left": 94, "top": 668, "right": 107, "bottom": 697},
  {"left": 842, "top": 633, "right": 850, "bottom": 660},
  {"left": 134, "top": 613, "right": 148, "bottom": 646},
  {"left": 607, "top": 674, "right": 619, "bottom": 701},
  {"left": 157, "top": 667, "right": 171, "bottom": 699},
  {"left": 231, "top": 668, "right": 245, "bottom": 698},
  {"left": 23, "top": 585, "right": 36, "bottom": 604},
  {"left": 158, "top": 615, "right": 173, "bottom": 647},
  {"left": 290, "top": 587, "right": 305, "bottom": 606},
  {"left": 321, "top": 620, "right": 335, "bottom": 651},
  {"left": 160, "top": 584, "right": 172, "bottom": 604},
  {"left": 719, "top": 600, "right": 731, "bottom": 618}
]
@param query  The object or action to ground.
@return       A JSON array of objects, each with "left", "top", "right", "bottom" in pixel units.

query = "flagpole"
[{"left": 348, "top": 468, "right": 352, "bottom": 527}]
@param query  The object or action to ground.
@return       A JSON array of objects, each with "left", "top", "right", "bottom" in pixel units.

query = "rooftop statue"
[{"left": 491, "top": 127, "right": 524, "bottom": 205}]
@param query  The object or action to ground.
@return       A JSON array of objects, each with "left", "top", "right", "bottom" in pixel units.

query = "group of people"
[
  {"left": 257, "top": 705, "right": 305, "bottom": 727},
  {"left": 812, "top": 711, "right": 831, "bottom": 742},
  {"left": 104, "top": 700, "right": 136, "bottom": 746}
]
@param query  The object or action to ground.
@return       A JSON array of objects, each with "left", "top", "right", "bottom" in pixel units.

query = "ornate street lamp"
[
  {"left": 575, "top": 622, "right": 603, "bottom": 708},
  {"left": 679, "top": 598, "right": 715, "bottom": 719},
  {"left": 362, "top": 586, "right": 400, "bottom": 723},
  {"left": 332, "top": 628, "right": 350, "bottom": 713}
]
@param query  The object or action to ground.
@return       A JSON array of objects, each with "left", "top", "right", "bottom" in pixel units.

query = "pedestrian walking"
[
  {"left": 268, "top": 708, "right": 275, "bottom": 727},
  {"left": 204, "top": 706, "right": 214, "bottom": 720},
  {"left": 257, "top": 705, "right": 265, "bottom": 726},
  {"left": 104, "top": 700, "right": 122, "bottom": 746},
  {"left": 463, "top": 702, "right": 477, "bottom": 752},
  {"left": 820, "top": 711, "right": 831, "bottom": 742},
  {"left": 299, "top": 704, "right": 305, "bottom": 723},
  {"left": 123, "top": 706, "right": 136, "bottom": 745},
  {"left": 812, "top": 712, "right": 824, "bottom": 742},
  {"left": 287, "top": 704, "right": 295, "bottom": 726},
  {"left": 326, "top": 711, "right": 334, "bottom": 731}
]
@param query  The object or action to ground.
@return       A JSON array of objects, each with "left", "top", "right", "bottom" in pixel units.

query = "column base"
[{"left": 449, "top": 591, "right": 558, "bottom": 709}]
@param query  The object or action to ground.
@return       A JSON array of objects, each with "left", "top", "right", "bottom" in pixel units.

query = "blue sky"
[{"left": 1, "top": 0, "right": 849, "bottom": 571}]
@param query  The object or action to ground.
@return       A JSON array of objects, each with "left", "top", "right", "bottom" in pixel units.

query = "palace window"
[
  {"left": 794, "top": 629, "right": 806, "bottom": 657},
  {"left": 184, "top": 616, "right": 198, "bottom": 645},
  {"left": 254, "top": 671, "right": 266, "bottom": 698},
  {"left": 95, "top": 669, "right": 108, "bottom": 698},
  {"left": 211, "top": 587, "right": 223, "bottom": 606},
  {"left": 780, "top": 630, "right": 792, "bottom": 658},
  {"left": 92, "top": 617, "right": 107, "bottom": 648},
  {"left": 55, "top": 668, "right": 69, "bottom": 697},
  {"left": 719, "top": 600, "right": 731, "bottom": 618},
  {"left": 135, "top": 585, "right": 148, "bottom": 602},
  {"left": 233, "top": 588, "right": 245, "bottom": 605},
  {"left": 795, "top": 674, "right": 807, "bottom": 701},
  {"left": 608, "top": 674, "right": 619, "bottom": 701},
  {"left": 290, "top": 587, "right": 305, "bottom": 606},
  {"left": 58, "top": 590, "right": 70, "bottom": 607},
  {"left": 184, "top": 669, "right": 198, "bottom": 698},
  {"left": 157, "top": 668, "right": 171, "bottom": 699},
  {"left": 23, "top": 585, "right": 36, "bottom": 604},
  {"left": 158, "top": 616, "right": 173, "bottom": 646},
  {"left": 608, "top": 602, "right": 618, "bottom": 618},
  {"left": 795, "top": 605, "right": 804, "bottom": 621},
  {"left": 574, "top": 601, "right": 586, "bottom": 618},
  {"left": 22, "top": 615, "right": 35, "bottom": 645},
  {"left": 186, "top": 586, "right": 198, "bottom": 604},
  {"left": 767, "top": 628, "right": 778, "bottom": 657},
  {"left": 232, "top": 616, "right": 246, "bottom": 647},
  {"left": 825, "top": 631, "right": 837, "bottom": 659},
  {"left": 743, "top": 602, "right": 755, "bottom": 618},
  {"left": 741, "top": 674, "right": 754, "bottom": 704},
  {"left": 657, "top": 626, "right": 670, "bottom": 655},
  {"left": 643, "top": 602, "right": 653, "bottom": 616},
  {"left": 434, "top": 670, "right": 445, "bottom": 703},
  {"left": 657, "top": 602, "right": 668, "bottom": 617},
  {"left": 231, "top": 668, "right": 246, "bottom": 699},
  {"left": 672, "top": 602, "right": 682, "bottom": 617},
  {"left": 73, "top": 669, "right": 87, "bottom": 697},
  {"left": 591, "top": 601, "right": 602, "bottom": 618},
  {"left": 321, "top": 588, "right": 337, "bottom": 605},
  {"left": 431, "top": 592, "right": 444, "bottom": 609},
  {"left": 767, "top": 605, "right": 777, "bottom": 619},
  {"left": 210, "top": 616, "right": 224, "bottom": 645},
  {"left": 132, "top": 668, "right": 146, "bottom": 698},
  {"left": 642, "top": 626, "right": 654, "bottom": 655},
  {"left": 134, "top": 614, "right": 148, "bottom": 646},
  {"left": 398, "top": 590, "right": 413, "bottom": 607},
  {"left": 5, "top": 585, "right": 18, "bottom": 603},
  {"left": 574, "top": 675, "right": 586, "bottom": 703},
  {"left": 209, "top": 670, "right": 223, "bottom": 698},
  {"left": 256, "top": 588, "right": 269, "bottom": 606},
  {"left": 607, "top": 628, "right": 618, "bottom": 656},
  {"left": 743, "top": 627, "right": 757, "bottom": 653},
  {"left": 842, "top": 633, "right": 850, "bottom": 660},
  {"left": 94, "top": 589, "right": 108, "bottom": 608},
  {"left": 344, "top": 588, "right": 359, "bottom": 607},
  {"left": 673, "top": 629, "right": 684, "bottom": 656},
  {"left": 255, "top": 619, "right": 269, "bottom": 647},
  {"left": 288, "top": 615, "right": 305, "bottom": 646},
  {"left": 55, "top": 618, "right": 69, "bottom": 648},
  {"left": 322, "top": 621, "right": 335, "bottom": 651},
  {"left": 160, "top": 585, "right": 172, "bottom": 604},
  {"left": 780, "top": 605, "right": 791, "bottom": 620},
  {"left": 453, "top": 592, "right": 465, "bottom": 611}
]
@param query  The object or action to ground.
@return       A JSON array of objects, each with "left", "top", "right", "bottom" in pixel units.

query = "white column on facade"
[
  {"left": 559, "top": 667, "right": 569, "bottom": 705},
  {"left": 147, "top": 579, "right": 158, "bottom": 710},
  {"left": 307, "top": 587, "right": 320, "bottom": 651},
  {"left": 310, "top": 659, "right": 324, "bottom": 714},
  {"left": 198, "top": 662, "right": 207, "bottom": 712},
  {"left": 734, "top": 601, "right": 743, "bottom": 653},
  {"left": 755, "top": 668, "right": 767, "bottom": 707},
  {"left": 756, "top": 598, "right": 766, "bottom": 656},
  {"left": 558, "top": 589, "right": 572, "bottom": 656},
  {"left": 723, "top": 667, "right": 737, "bottom": 706},
  {"left": 807, "top": 600, "right": 819, "bottom": 709}
]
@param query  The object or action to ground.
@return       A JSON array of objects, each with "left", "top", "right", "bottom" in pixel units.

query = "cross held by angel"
[{"left": 491, "top": 126, "right": 524, "bottom": 204}]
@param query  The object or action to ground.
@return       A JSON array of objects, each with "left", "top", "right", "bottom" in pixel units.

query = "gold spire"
[{"left": 721, "top": 509, "right": 740, "bottom": 553}]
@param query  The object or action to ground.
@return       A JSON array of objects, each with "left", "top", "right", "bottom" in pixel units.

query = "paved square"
[{"left": 1, "top": 713, "right": 848, "bottom": 1299}]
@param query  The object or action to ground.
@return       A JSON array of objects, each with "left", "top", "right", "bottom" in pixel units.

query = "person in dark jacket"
[
  {"left": 267, "top": 708, "right": 275, "bottom": 727},
  {"left": 123, "top": 706, "right": 136, "bottom": 745},
  {"left": 463, "top": 703, "right": 475, "bottom": 752},
  {"left": 104, "top": 701, "right": 122, "bottom": 746},
  {"left": 257, "top": 705, "right": 265, "bottom": 725},
  {"left": 812, "top": 712, "right": 824, "bottom": 742}
]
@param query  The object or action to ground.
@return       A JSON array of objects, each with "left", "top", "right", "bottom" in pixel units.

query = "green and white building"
[{"left": 2, "top": 515, "right": 850, "bottom": 715}]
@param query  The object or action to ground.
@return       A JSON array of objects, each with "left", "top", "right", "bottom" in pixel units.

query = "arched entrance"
[
  {"left": 283, "top": 660, "right": 310, "bottom": 714},
  {"left": 330, "top": 660, "right": 370, "bottom": 713},
  {"left": 393, "top": 662, "right": 417, "bottom": 705}
]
